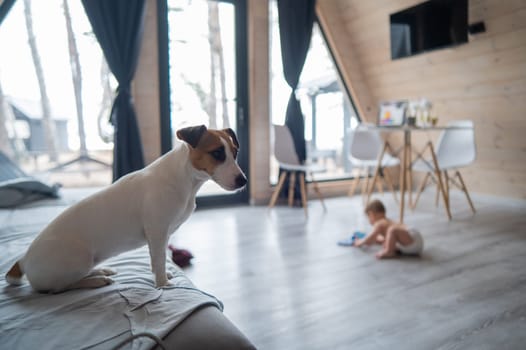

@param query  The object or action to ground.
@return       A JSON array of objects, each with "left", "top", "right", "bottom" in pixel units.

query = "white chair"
[
  {"left": 348, "top": 125, "right": 400, "bottom": 204},
  {"left": 412, "top": 120, "right": 476, "bottom": 213},
  {"left": 268, "top": 124, "right": 326, "bottom": 216}
]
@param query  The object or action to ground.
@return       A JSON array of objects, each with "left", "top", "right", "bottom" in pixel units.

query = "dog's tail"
[{"left": 6, "top": 260, "right": 25, "bottom": 286}]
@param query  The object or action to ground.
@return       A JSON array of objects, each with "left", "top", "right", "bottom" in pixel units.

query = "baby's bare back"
[{"left": 375, "top": 217, "right": 407, "bottom": 235}]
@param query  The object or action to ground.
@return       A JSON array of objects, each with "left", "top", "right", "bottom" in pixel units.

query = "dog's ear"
[
  {"left": 223, "top": 128, "right": 239, "bottom": 148},
  {"left": 177, "top": 125, "right": 207, "bottom": 148}
]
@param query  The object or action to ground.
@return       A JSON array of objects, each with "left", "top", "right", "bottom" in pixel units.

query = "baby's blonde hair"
[{"left": 365, "top": 199, "right": 386, "bottom": 215}]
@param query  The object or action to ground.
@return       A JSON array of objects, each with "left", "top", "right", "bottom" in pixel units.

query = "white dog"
[{"left": 5, "top": 125, "right": 246, "bottom": 293}]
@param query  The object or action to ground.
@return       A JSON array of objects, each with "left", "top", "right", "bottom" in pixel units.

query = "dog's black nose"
[{"left": 235, "top": 174, "right": 247, "bottom": 188}]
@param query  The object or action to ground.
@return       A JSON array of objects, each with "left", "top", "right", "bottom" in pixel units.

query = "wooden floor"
[{"left": 171, "top": 190, "right": 526, "bottom": 350}]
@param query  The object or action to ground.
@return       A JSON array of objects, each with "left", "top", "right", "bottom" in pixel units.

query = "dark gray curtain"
[
  {"left": 81, "top": 0, "right": 146, "bottom": 181},
  {"left": 278, "top": 0, "right": 315, "bottom": 162},
  {"left": 277, "top": 0, "right": 315, "bottom": 201},
  {"left": 0, "top": 0, "right": 16, "bottom": 26}
]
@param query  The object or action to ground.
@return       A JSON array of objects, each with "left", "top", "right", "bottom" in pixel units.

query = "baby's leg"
[
  {"left": 392, "top": 225, "right": 414, "bottom": 246},
  {"left": 376, "top": 225, "right": 412, "bottom": 259}
]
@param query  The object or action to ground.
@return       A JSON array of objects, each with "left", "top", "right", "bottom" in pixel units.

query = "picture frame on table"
[{"left": 378, "top": 100, "right": 408, "bottom": 126}]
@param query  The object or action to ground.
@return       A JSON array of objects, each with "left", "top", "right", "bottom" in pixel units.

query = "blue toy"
[{"left": 337, "top": 231, "right": 366, "bottom": 246}]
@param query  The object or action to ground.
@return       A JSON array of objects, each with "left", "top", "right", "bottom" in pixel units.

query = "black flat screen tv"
[{"left": 390, "top": 0, "right": 468, "bottom": 60}]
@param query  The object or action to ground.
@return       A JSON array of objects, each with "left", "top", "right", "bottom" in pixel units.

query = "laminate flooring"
[{"left": 171, "top": 191, "right": 526, "bottom": 350}]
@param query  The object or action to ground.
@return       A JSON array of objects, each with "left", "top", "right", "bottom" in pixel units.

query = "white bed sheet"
[{"left": 0, "top": 191, "right": 223, "bottom": 350}]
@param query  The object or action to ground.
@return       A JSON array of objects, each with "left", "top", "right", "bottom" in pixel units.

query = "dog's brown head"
[{"left": 177, "top": 125, "right": 247, "bottom": 191}]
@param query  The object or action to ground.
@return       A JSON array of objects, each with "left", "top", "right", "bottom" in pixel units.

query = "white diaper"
[{"left": 397, "top": 228, "right": 423, "bottom": 255}]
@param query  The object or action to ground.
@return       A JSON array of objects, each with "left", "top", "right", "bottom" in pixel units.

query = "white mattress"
[{"left": 0, "top": 189, "right": 224, "bottom": 350}]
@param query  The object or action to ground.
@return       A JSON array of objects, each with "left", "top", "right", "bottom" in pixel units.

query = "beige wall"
[
  {"left": 247, "top": 0, "right": 272, "bottom": 204},
  {"left": 318, "top": 0, "right": 526, "bottom": 199},
  {"left": 316, "top": 1, "right": 376, "bottom": 122}
]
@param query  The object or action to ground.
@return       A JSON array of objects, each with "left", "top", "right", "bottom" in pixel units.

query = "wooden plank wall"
[
  {"left": 248, "top": 0, "right": 272, "bottom": 204},
  {"left": 134, "top": 0, "right": 161, "bottom": 165},
  {"left": 317, "top": 0, "right": 526, "bottom": 199}
]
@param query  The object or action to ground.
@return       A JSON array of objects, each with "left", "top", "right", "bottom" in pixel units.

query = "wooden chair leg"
[
  {"left": 299, "top": 173, "right": 308, "bottom": 217},
  {"left": 399, "top": 139, "right": 413, "bottom": 224},
  {"left": 359, "top": 167, "right": 367, "bottom": 204},
  {"left": 362, "top": 167, "right": 371, "bottom": 204},
  {"left": 367, "top": 141, "right": 390, "bottom": 202},
  {"left": 412, "top": 172, "right": 430, "bottom": 210},
  {"left": 368, "top": 167, "right": 383, "bottom": 203},
  {"left": 435, "top": 182, "right": 440, "bottom": 207},
  {"left": 407, "top": 152, "right": 413, "bottom": 208},
  {"left": 269, "top": 172, "right": 287, "bottom": 209},
  {"left": 443, "top": 170, "right": 450, "bottom": 209},
  {"left": 383, "top": 167, "right": 399, "bottom": 204},
  {"left": 456, "top": 171, "right": 476, "bottom": 214},
  {"left": 310, "top": 172, "right": 327, "bottom": 212},
  {"left": 288, "top": 171, "right": 296, "bottom": 207},
  {"left": 376, "top": 172, "right": 384, "bottom": 195},
  {"left": 348, "top": 170, "right": 361, "bottom": 197},
  {"left": 428, "top": 142, "right": 451, "bottom": 220}
]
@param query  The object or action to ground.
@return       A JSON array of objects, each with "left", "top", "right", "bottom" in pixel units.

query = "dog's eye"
[{"left": 209, "top": 147, "right": 225, "bottom": 161}]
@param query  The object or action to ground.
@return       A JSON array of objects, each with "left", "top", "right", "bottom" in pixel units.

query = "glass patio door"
[{"left": 167, "top": 0, "right": 248, "bottom": 206}]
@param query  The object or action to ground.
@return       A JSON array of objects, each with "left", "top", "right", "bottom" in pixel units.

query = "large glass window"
[
  {"left": 0, "top": 0, "right": 115, "bottom": 187},
  {"left": 167, "top": 0, "right": 248, "bottom": 202},
  {"left": 168, "top": 0, "right": 237, "bottom": 135},
  {"left": 269, "top": 1, "right": 360, "bottom": 184}
]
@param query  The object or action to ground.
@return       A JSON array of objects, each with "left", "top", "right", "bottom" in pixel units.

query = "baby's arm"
[{"left": 354, "top": 222, "right": 385, "bottom": 247}]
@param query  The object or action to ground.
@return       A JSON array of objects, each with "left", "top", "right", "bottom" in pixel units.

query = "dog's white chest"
[{"left": 167, "top": 199, "right": 196, "bottom": 234}]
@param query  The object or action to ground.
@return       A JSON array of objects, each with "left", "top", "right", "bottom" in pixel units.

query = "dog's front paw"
[
  {"left": 102, "top": 276, "right": 115, "bottom": 285},
  {"left": 100, "top": 267, "right": 117, "bottom": 276},
  {"left": 156, "top": 279, "right": 174, "bottom": 289},
  {"left": 166, "top": 271, "right": 174, "bottom": 280}
]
